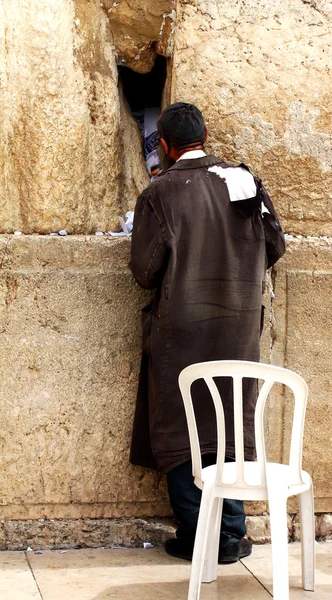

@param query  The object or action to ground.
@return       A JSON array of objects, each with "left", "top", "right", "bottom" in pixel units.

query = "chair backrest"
[{"left": 178, "top": 360, "right": 308, "bottom": 490}]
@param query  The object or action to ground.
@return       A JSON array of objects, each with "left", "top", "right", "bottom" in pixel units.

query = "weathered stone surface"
[
  {"left": 106, "top": 0, "right": 176, "bottom": 73},
  {"left": 0, "top": 236, "right": 170, "bottom": 520},
  {"left": 2, "top": 0, "right": 330, "bottom": 235},
  {"left": 0, "top": 235, "right": 331, "bottom": 523},
  {"left": 246, "top": 514, "right": 293, "bottom": 544},
  {"left": 271, "top": 237, "right": 332, "bottom": 513},
  {"left": 293, "top": 512, "right": 332, "bottom": 542},
  {"left": 173, "top": 0, "right": 332, "bottom": 236},
  {"left": 248, "top": 237, "right": 332, "bottom": 516},
  {"left": 0, "top": 522, "right": 5, "bottom": 550},
  {"left": 315, "top": 514, "right": 332, "bottom": 540},
  {"left": 2, "top": 518, "right": 176, "bottom": 551},
  {"left": 0, "top": 1, "right": 149, "bottom": 234},
  {"left": 5, "top": 513, "right": 332, "bottom": 550},
  {"left": 246, "top": 515, "right": 271, "bottom": 544},
  {"left": 0, "top": 0, "right": 331, "bottom": 532},
  {"left": 247, "top": 513, "right": 332, "bottom": 544}
]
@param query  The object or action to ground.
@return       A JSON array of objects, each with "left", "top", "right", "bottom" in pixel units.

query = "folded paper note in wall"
[{"left": 109, "top": 211, "right": 134, "bottom": 237}]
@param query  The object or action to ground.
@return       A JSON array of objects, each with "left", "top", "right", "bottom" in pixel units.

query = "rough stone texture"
[
  {"left": 0, "top": 518, "right": 176, "bottom": 551},
  {"left": 1, "top": 513, "right": 331, "bottom": 550},
  {"left": 271, "top": 237, "right": 332, "bottom": 513},
  {"left": 0, "top": 0, "right": 149, "bottom": 234},
  {"left": 291, "top": 513, "right": 332, "bottom": 542},
  {"left": 2, "top": 1, "right": 330, "bottom": 234},
  {"left": 0, "top": 236, "right": 170, "bottom": 520},
  {"left": 246, "top": 236, "right": 332, "bottom": 517},
  {"left": 246, "top": 514, "right": 293, "bottom": 544},
  {"left": 106, "top": 0, "right": 176, "bottom": 73},
  {"left": 246, "top": 515, "right": 271, "bottom": 544},
  {"left": 315, "top": 514, "right": 332, "bottom": 541},
  {"left": 0, "top": 522, "right": 5, "bottom": 550},
  {"left": 0, "top": 235, "right": 330, "bottom": 533},
  {"left": 173, "top": 0, "right": 332, "bottom": 236}
]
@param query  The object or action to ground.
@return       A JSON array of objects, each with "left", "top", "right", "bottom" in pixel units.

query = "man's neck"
[
  {"left": 177, "top": 149, "right": 206, "bottom": 161},
  {"left": 170, "top": 144, "right": 205, "bottom": 162}
]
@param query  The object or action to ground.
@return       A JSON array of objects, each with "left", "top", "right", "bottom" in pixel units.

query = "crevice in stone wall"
[
  {"left": 119, "top": 55, "right": 167, "bottom": 113},
  {"left": 103, "top": 1, "right": 176, "bottom": 186},
  {"left": 118, "top": 55, "right": 169, "bottom": 180}
]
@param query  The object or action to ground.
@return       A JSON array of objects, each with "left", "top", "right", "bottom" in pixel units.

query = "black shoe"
[
  {"left": 218, "top": 538, "right": 252, "bottom": 563},
  {"left": 165, "top": 537, "right": 252, "bottom": 563},
  {"left": 165, "top": 537, "right": 194, "bottom": 561}
]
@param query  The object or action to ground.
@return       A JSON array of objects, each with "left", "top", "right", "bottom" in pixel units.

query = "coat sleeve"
[
  {"left": 258, "top": 180, "right": 286, "bottom": 269},
  {"left": 129, "top": 189, "right": 168, "bottom": 289}
]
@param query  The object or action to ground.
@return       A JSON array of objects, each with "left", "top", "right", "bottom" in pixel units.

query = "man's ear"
[
  {"left": 160, "top": 137, "right": 169, "bottom": 155},
  {"left": 204, "top": 126, "right": 209, "bottom": 143}
]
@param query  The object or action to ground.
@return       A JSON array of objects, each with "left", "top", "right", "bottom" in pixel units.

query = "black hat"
[{"left": 158, "top": 102, "right": 206, "bottom": 149}]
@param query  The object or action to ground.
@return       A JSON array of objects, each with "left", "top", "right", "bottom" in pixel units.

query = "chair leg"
[
  {"left": 188, "top": 483, "right": 215, "bottom": 600},
  {"left": 299, "top": 484, "right": 315, "bottom": 591},
  {"left": 268, "top": 490, "right": 289, "bottom": 600},
  {"left": 202, "top": 496, "right": 223, "bottom": 583}
]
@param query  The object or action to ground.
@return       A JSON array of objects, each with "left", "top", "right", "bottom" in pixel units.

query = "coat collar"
[{"left": 165, "top": 154, "right": 224, "bottom": 172}]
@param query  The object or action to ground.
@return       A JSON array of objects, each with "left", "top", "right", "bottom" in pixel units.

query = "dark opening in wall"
[
  {"left": 118, "top": 55, "right": 167, "bottom": 112},
  {"left": 118, "top": 55, "right": 168, "bottom": 179}
]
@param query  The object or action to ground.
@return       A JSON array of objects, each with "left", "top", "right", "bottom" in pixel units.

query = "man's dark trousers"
[{"left": 167, "top": 454, "right": 246, "bottom": 547}]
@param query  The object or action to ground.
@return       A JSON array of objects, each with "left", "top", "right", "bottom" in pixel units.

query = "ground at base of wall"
[{"left": 0, "top": 515, "right": 331, "bottom": 551}]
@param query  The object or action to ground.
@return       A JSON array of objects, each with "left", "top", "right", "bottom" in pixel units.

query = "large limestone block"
[
  {"left": 0, "top": 1, "right": 149, "bottom": 234},
  {"left": 0, "top": 235, "right": 170, "bottom": 520},
  {"left": 271, "top": 237, "right": 332, "bottom": 512},
  {"left": 247, "top": 238, "right": 332, "bottom": 515},
  {"left": 0, "top": 234, "right": 330, "bottom": 520},
  {"left": 106, "top": 0, "right": 176, "bottom": 72},
  {"left": 174, "top": 0, "right": 332, "bottom": 236}
]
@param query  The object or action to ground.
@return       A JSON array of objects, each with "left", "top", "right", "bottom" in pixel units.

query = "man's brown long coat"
[{"left": 129, "top": 155, "right": 285, "bottom": 473}]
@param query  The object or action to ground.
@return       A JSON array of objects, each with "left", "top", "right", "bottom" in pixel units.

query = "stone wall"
[
  {"left": 0, "top": 0, "right": 331, "bottom": 545},
  {"left": 0, "top": 0, "right": 150, "bottom": 234},
  {"left": 272, "top": 237, "right": 332, "bottom": 514},
  {"left": 0, "top": 236, "right": 170, "bottom": 521},
  {"left": 172, "top": 0, "right": 332, "bottom": 236},
  {"left": 106, "top": 0, "right": 176, "bottom": 72},
  {"left": 0, "top": 235, "right": 330, "bottom": 526}
]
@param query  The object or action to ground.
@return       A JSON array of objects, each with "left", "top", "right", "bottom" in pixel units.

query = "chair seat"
[{"left": 197, "top": 461, "right": 312, "bottom": 501}]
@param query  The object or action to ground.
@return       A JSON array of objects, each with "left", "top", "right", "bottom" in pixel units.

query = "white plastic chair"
[{"left": 178, "top": 360, "right": 315, "bottom": 600}]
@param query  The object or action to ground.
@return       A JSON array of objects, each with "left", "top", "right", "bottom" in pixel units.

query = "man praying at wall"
[{"left": 129, "top": 102, "right": 285, "bottom": 563}]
